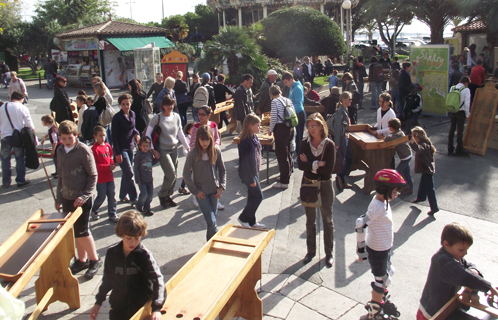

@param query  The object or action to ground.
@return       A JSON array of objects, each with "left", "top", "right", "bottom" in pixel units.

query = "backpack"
[
  {"left": 155, "top": 87, "right": 170, "bottom": 106},
  {"left": 277, "top": 97, "right": 298, "bottom": 128},
  {"left": 445, "top": 85, "right": 465, "bottom": 113},
  {"left": 192, "top": 85, "right": 209, "bottom": 109},
  {"left": 352, "top": 90, "right": 361, "bottom": 105},
  {"left": 81, "top": 106, "right": 99, "bottom": 141}
]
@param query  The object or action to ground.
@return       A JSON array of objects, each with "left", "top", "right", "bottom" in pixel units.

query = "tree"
[
  {"left": 0, "top": 0, "right": 21, "bottom": 35},
  {"left": 260, "top": 6, "right": 345, "bottom": 59},
  {"left": 351, "top": 0, "right": 375, "bottom": 41},
  {"left": 195, "top": 26, "right": 268, "bottom": 87},
  {"left": 162, "top": 15, "right": 189, "bottom": 43},
  {"left": 183, "top": 4, "right": 218, "bottom": 42},
  {"left": 462, "top": 0, "right": 498, "bottom": 49},
  {"left": 35, "top": 0, "right": 112, "bottom": 27}
]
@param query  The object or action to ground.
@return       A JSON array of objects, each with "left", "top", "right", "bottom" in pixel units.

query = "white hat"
[{"left": 267, "top": 70, "right": 278, "bottom": 76}]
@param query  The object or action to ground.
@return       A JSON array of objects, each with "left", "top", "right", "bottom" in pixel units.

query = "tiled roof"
[
  {"left": 56, "top": 20, "right": 167, "bottom": 39},
  {"left": 452, "top": 20, "right": 486, "bottom": 32}
]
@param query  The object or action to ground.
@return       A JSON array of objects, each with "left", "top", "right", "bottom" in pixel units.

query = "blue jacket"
[{"left": 289, "top": 81, "right": 304, "bottom": 114}]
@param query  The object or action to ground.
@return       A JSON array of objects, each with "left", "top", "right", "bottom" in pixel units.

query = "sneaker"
[
  {"left": 428, "top": 209, "right": 439, "bottom": 216},
  {"left": 70, "top": 259, "right": 90, "bottom": 275},
  {"left": 273, "top": 182, "right": 288, "bottom": 189},
  {"left": 144, "top": 210, "right": 154, "bottom": 216},
  {"left": 455, "top": 149, "right": 470, "bottom": 157},
  {"left": 51, "top": 172, "right": 58, "bottom": 177},
  {"left": 238, "top": 218, "right": 251, "bottom": 228},
  {"left": 119, "top": 197, "right": 130, "bottom": 203},
  {"left": 91, "top": 212, "right": 100, "bottom": 221},
  {"left": 217, "top": 203, "right": 225, "bottom": 210},
  {"left": 166, "top": 197, "right": 177, "bottom": 207},
  {"left": 17, "top": 180, "right": 30, "bottom": 187},
  {"left": 109, "top": 215, "right": 119, "bottom": 222},
  {"left": 84, "top": 257, "right": 103, "bottom": 279},
  {"left": 343, "top": 182, "right": 353, "bottom": 189},
  {"left": 251, "top": 222, "right": 266, "bottom": 229},
  {"left": 192, "top": 196, "right": 199, "bottom": 208},
  {"left": 178, "top": 187, "right": 190, "bottom": 195}
]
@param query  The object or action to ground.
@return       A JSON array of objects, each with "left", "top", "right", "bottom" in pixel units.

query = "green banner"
[{"left": 409, "top": 44, "right": 450, "bottom": 117}]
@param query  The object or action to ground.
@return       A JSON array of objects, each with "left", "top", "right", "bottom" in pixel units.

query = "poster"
[
  {"left": 161, "top": 51, "right": 188, "bottom": 81},
  {"left": 409, "top": 44, "right": 450, "bottom": 117}
]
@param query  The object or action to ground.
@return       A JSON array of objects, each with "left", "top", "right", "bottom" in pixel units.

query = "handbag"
[
  {"left": 151, "top": 114, "right": 162, "bottom": 151},
  {"left": 145, "top": 98, "right": 153, "bottom": 114},
  {"left": 300, "top": 140, "right": 329, "bottom": 208},
  {"left": 4, "top": 103, "right": 23, "bottom": 148},
  {"left": 98, "top": 97, "right": 116, "bottom": 126}
]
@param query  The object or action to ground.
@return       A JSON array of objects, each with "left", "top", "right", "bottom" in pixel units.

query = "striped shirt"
[
  {"left": 365, "top": 197, "right": 393, "bottom": 251},
  {"left": 270, "top": 96, "right": 294, "bottom": 132}
]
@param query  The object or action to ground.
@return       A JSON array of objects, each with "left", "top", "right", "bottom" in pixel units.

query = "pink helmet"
[{"left": 374, "top": 169, "right": 406, "bottom": 188}]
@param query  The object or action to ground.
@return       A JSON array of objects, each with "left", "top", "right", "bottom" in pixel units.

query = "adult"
[
  {"left": 0, "top": 61, "right": 10, "bottom": 88},
  {"left": 128, "top": 79, "right": 150, "bottom": 134},
  {"left": 379, "top": 52, "right": 392, "bottom": 91},
  {"left": 1, "top": 91, "right": 34, "bottom": 188},
  {"left": 391, "top": 57, "right": 401, "bottom": 71},
  {"left": 482, "top": 46, "right": 492, "bottom": 73},
  {"left": 467, "top": 44, "right": 477, "bottom": 72},
  {"left": 448, "top": 76, "right": 471, "bottom": 157},
  {"left": 92, "top": 76, "right": 113, "bottom": 105},
  {"left": 368, "top": 56, "right": 384, "bottom": 109},
  {"left": 342, "top": 72, "right": 359, "bottom": 124},
  {"left": 44, "top": 58, "right": 56, "bottom": 89},
  {"left": 449, "top": 63, "right": 464, "bottom": 88},
  {"left": 293, "top": 61, "right": 303, "bottom": 83},
  {"left": 111, "top": 94, "right": 140, "bottom": 205},
  {"left": 321, "top": 87, "right": 340, "bottom": 116},
  {"left": 8, "top": 72, "right": 28, "bottom": 102},
  {"left": 369, "top": 93, "right": 396, "bottom": 138},
  {"left": 213, "top": 74, "right": 235, "bottom": 129},
  {"left": 398, "top": 62, "right": 413, "bottom": 110},
  {"left": 282, "top": 71, "right": 305, "bottom": 155},
  {"left": 458, "top": 55, "right": 466, "bottom": 72},
  {"left": 117, "top": 57, "right": 127, "bottom": 89},
  {"left": 146, "top": 95, "right": 190, "bottom": 208},
  {"left": 146, "top": 73, "right": 164, "bottom": 114},
  {"left": 50, "top": 76, "right": 74, "bottom": 124},
  {"left": 269, "top": 85, "right": 295, "bottom": 189},
  {"left": 297, "top": 113, "right": 336, "bottom": 267},
  {"left": 355, "top": 56, "right": 368, "bottom": 110},
  {"left": 324, "top": 59, "right": 334, "bottom": 75},
  {"left": 389, "top": 69, "right": 402, "bottom": 116},
  {"left": 333, "top": 92, "right": 354, "bottom": 191},
  {"left": 469, "top": 59, "right": 486, "bottom": 104},
  {"left": 302, "top": 56, "right": 315, "bottom": 88},
  {"left": 189, "top": 73, "right": 201, "bottom": 122},
  {"left": 233, "top": 74, "right": 254, "bottom": 133},
  {"left": 257, "top": 69, "right": 278, "bottom": 114},
  {"left": 198, "top": 73, "right": 216, "bottom": 112},
  {"left": 174, "top": 71, "right": 191, "bottom": 128},
  {"left": 314, "top": 59, "right": 324, "bottom": 76}
]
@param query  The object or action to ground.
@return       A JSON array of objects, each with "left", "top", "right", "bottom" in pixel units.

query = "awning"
[{"left": 106, "top": 37, "right": 174, "bottom": 51}]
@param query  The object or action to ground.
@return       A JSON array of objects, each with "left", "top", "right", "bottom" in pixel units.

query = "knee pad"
[{"left": 371, "top": 272, "right": 392, "bottom": 294}]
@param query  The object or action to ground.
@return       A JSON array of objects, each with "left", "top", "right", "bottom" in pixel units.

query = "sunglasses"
[{"left": 198, "top": 113, "right": 208, "bottom": 117}]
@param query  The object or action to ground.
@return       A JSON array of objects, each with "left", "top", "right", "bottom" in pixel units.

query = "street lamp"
[
  {"left": 125, "top": 1, "right": 135, "bottom": 20},
  {"left": 342, "top": 0, "right": 352, "bottom": 58}
]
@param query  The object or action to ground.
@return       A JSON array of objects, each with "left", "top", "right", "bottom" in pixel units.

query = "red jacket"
[
  {"left": 470, "top": 65, "right": 486, "bottom": 86},
  {"left": 92, "top": 143, "right": 114, "bottom": 183}
]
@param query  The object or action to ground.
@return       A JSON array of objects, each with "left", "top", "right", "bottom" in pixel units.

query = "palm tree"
[{"left": 163, "top": 15, "right": 189, "bottom": 43}]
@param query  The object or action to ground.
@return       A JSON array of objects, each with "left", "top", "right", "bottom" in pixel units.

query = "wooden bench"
[
  {"left": 432, "top": 288, "right": 498, "bottom": 320},
  {"left": 0, "top": 208, "right": 83, "bottom": 320},
  {"left": 130, "top": 224, "right": 275, "bottom": 320}
]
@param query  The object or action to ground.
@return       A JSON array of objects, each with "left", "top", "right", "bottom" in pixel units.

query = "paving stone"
[
  {"left": 337, "top": 302, "right": 366, "bottom": 319},
  {"left": 259, "top": 273, "right": 291, "bottom": 294},
  {"left": 299, "top": 286, "right": 358, "bottom": 319},
  {"left": 260, "top": 292, "right": 295, "bottom": 319},
  {"left": 279, "top": 274, "right": 319, "bottom": 302},
  {"left": 287, "top": 302, "right": 330, "bottom": 320}
]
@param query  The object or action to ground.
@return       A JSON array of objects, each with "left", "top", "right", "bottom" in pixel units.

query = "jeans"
[
  {"left": 370, "top": 81, "right": 383, "bottom": 108},
  {"left": 348, "top": 106, "right": 357, "bottom": 125},
  {"left": 274, "top": 124, "right": 294, "bottom": 184},
  {"left": 192, "top": 107, "right": 199, "bottom": 123},
  {"left": 338, "top": 139, "right": 353, "bottom": 182},
  {"left": 1, "top": 136, "right": 26, "bottom": 186},
  {"left": 396, "top": 159, "right": 413, "bottom": 190},
  {"left": 197, "top": 192, "right": 218, "bottom": 241},
  {"left": 178, "top": 102, "right": 190, "bottom": 129},
  {"left": 304, "top": 179, "right": 334, "bottom": 256},
  {"left": 406, "top": 112, "right": 420, "bottom": 134},
  {"left": 239, "top": 177, "right": 263, "bottom": 226},
  {"left": 158, "top": 147, "right": 178, "bottom": 199},
  {"left": 417, "top": 173, "right": 438, "bottom": 212},
  {"left": 46, "top": 73, "right": 55, "bottom": 89},
  {"left": 137, "top": 182, "right": 154, "bottom": 212},
  {"left": 295, "top": 111, "right": 306, "bottom": 155},
  {"left": 448, "top": 110, "right": 466, "bottom": 153},
  {"left": 357, "top": 82, "right": 364, "bottom": 109},
  {"left": 391, "top": 90, "right": 402, "bottom": 115},
  {"left": 92, "top": 181, "right": 117, "bottom": 217},
  {"left": 118, "top": 150, "right": 137, "bottom": 202}
]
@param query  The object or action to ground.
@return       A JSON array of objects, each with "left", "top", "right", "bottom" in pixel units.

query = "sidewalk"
[{"left": 1, "top": 80, "right": 498, "bottom": 320}]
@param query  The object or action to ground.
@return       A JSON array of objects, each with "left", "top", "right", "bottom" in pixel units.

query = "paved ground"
[{"left": 1, "top": 80, "right": 498, "bottom": 320}]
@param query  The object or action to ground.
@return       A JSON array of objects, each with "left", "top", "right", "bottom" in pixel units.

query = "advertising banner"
[{"left": 409, "top": 44, "right": 450, "bottom": 117}]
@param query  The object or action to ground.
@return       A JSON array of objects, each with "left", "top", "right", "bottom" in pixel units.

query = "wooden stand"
[
  {"left": 348, "top": 125, "right": 409, "bottom": 194},
  {"left": 0, "top": 209, "right": 83, "bottom": 319},
  {"left": 432, "top": 288, "right": 498, "bottom": 320},
  {"left": 214, "top": 99, "right": 236, "bottom": 134},
  {"left": 130, "top": 225, "right": 275, "bottom": 320}
]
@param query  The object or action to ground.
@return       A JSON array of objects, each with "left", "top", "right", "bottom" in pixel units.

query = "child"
[
  {"left": 403, "top": 84, "right": 422, "bottom": 134},
  {"left": 40, "top": 115, "right": 61, "bottom": 178},
  {"left": 75, "top": 95, "right": 88, "bottom": 139},
  {"left": 410, "top": 126, "right": 439, "bottom": 215},
  {"left": 303, "top": 82, "right": 320, "bottom": 101},
  {"left": 86, "top": 96, "right": 94, "bottom": 106},
  {"left": 90, "top": 211, "right": 165, "bottom": 320},
  {"left": 391, "top": 56, "right": 400, "bottom": 70},
  {"left": 178, "top": 121, "right": 195, "bottom": 195},
  {"left": 384, "top": 118, "right": 413, "bottom": 194},
  {"left": 369, "top": 93, "right": 396, "bottom": 138},
  {"left": 237, "top": 114, "right": 265, "bottom": 229},
  {"left": 91, "top": 125, "right": 118, "bottom": 222},
  {"left": 188, "top": 105, "right": 220, "bottom": 149},
  {"left": 183, "top": 125, "right": 226, "bottom": 241},
  {"left": 356, "top": 169, "right": 406, "bottom": 320},
  {"left": 326, "top": 70, "right": 339, "bottom": 90},
  {"left": 134, "top": 136, "right": 160, "bottom": 216},
  {"left": 417, "top": 222, "right": 498, "bottom": 320},
  {"left": 55, "top": 120, "right": 101, "bottom": 279}
]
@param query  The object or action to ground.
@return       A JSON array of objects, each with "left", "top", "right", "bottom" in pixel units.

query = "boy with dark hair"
[
  {"left": 40, "top": 115, "right": 61, "bottom": 178},
  {"left": 391, "top": 57, "right": 400, "bottom": 71},
  {"left": 384, "top": 118, "right": 413, "bottom": 194},
  {"left": 56, "top": 120, "right": 101, "bottom": 279},
  {"left": 134, "top": 136, "right": 160, "bottom": 216},
  {"left": 91, "top": 125, "right": 118, "bottom": 222},
  {"left": 90, "top": 211, "right": 165, "bottom": 320},
  {"left": 449, "top": 63, "right": 464, "bottom": 88},
  {"left": 417, "top": 222, "right": 498, "bottom": 320}
]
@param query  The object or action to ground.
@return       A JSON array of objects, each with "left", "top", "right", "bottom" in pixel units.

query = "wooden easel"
[
  {"left": 130, "top": 224, "right": 275, "bottom": 320},
  {"left": 0, "top": 208, "right": 83, "bottom": 320}
]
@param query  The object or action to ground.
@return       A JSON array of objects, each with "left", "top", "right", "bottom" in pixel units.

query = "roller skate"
[
  {"left": 382, "top": 295, "right": 400, "bottom": 319},
  {"left": 360, "top": 301, "right": 386, "bottom": 319}
]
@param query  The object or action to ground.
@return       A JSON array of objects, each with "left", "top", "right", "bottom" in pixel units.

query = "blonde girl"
[{"left": 333, "top": 91, "right": 353, "bottom": 191}]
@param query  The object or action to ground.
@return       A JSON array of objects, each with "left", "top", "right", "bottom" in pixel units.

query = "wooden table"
[
  {"left": 232, "top": 125, "right": 274, "bottom": 184},
  {"left": 348, "top": 124, "right": 409, "bottom": 194},
  {"left": 432, "top": 288, "right": 498, "bottom": 320},
  {"left": 0, "top": 208, "right": 83, "bottom": 320},
  {"left": 214, "top": 99, "right": 236, "bottom": 134},
  {"left": 130, "top": 224, "right": 275, "bottom": 320}
]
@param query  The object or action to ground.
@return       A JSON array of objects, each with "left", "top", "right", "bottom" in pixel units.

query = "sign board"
[
  {"left": 63, "top": 39, "right": 99, "bottom": 51},
  {"left": 161, "top": 51, "right": 188, "bottom": 81},
  {"left": 410, "top": 44, "right": 450, "bottom": 117}
]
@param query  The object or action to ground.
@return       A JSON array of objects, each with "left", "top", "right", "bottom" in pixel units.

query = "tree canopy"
[
  {"left": 162, "top": 15, "right": 189, "bottom": 42},
  {"left": 260, "top": 6, "right": 345, "bottom": 59},
  {"left": 462, "top": 0, "right": 498, "bottom": 48}
]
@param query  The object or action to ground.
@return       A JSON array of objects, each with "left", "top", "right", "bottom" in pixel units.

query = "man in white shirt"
[
  {"left": 448, "top": 76, "right": 471, "bottom": 157},
  {"left": 0, "top": 91, "right": 35, "bottom": 187}
]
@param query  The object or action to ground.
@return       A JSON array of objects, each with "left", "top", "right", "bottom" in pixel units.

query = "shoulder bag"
[
  {"left": 98, "top": 97, "right": 117, "bottom": 126},
  {"left": 151, "top": 114, "right": 162, "bottom": 151},
  {"left": 4, "top": 103, "right": 23, "bottom": 147},
  {"left": 300, "top": 140, "right": 329, "bottom": 208}
]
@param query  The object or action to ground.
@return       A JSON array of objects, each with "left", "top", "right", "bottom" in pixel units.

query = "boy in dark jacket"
[
  {"left": 90, "top": 211, "right": 165, "bottom": 320},
  {"left": 417, "top": 222, "right": 498, "bottom": 320},
  {"left": 134, "top": 136, "right": 160, "bottom": 216}
]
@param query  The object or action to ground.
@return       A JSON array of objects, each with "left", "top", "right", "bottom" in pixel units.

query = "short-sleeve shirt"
[{"left": 365, "top": 197, "right": 393, "bottom": 251}]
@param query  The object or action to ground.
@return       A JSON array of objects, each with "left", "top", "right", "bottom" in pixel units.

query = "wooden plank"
[
  {"left": 211, "top": 236, "right": 258, "bottom": 248},
  {"left": 221, "top": 296, "right": 241, "bottom": 320},
  {"left": 463, "top": 82, "right": 498, "bottom": 155},
  {"left": 0, "top": 210, "right": 43, "bottom": 259},
  {"left": 232, "top": 125, "right": 274, "bottom": 146},
  {"left": 304, "top": 105, "right": 325, "bottom": 114},
  {"left": 214, "top": 99, "right": 234, "bottom": 114},
  {"left": 28, "top": 285, "right": 55, "bottom": 320}
]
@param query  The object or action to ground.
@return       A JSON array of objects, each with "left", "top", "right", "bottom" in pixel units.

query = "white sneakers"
[
  {"left": 238, "top": 218, "right": 251, "bottom": 228},
  {"left": 273, "top": 182, "right": 289, "bottom": 189},
  {"left": 238, "top": 218, "right": 266, "bottom": 229},
  {"left": 218, "top": 203, "right": 225, "bottom": 210}
]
